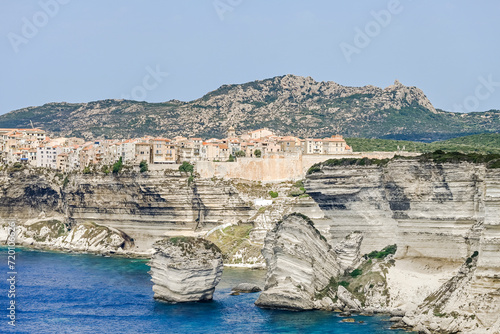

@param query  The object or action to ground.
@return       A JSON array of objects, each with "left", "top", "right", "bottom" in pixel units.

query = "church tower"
[{"left": 227, "top": 126, "right": 236, "bottom": 138}]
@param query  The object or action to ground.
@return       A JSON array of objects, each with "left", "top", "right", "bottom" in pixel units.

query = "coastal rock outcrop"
[
  {"left": 0, "top": 219, "right": 134, "bottom": 254},
  {"left": 231, "top": 283, "right": 261, "bottom": 294},
  {"left": 0, "top": 170, "right": 252, "bottom": 253},
  {"left": 148, "top": 237, "right": 223, "bottom": 303},
  {"left": 305, "top": 160, "right": 500, "bottom": 332},
  {"left": 255, "top": 213, "right": 341, "bottom": 310},
  {"left": 334, "top": 231, "right": 363, "bottom": 274},
  {"left": 337, "top": 286, "right": 362, "bottom": 311}
]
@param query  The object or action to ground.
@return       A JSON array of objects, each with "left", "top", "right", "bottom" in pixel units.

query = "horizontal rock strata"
[
  {"left": 148, "top": 237, "right": 223, "bottom": 303},
  {"left": 255, "top": 213, "right": 342, "bottom": 310},
  {"left": 0, "top": 219, "right": 134, "bottom": 254}
]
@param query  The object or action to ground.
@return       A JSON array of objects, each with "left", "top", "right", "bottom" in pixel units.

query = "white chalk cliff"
[
  {"left": 255, "top": 213, "right": 342, "bottom": 310},
  {"left": 301, "top": 159, "right": 500, "bottom": 333},
  {"left": 148, "top": 237, "right": 223, "bottom": 303},
  {"left": 0, "top": 218, "right": 133, "bottom": 254}
]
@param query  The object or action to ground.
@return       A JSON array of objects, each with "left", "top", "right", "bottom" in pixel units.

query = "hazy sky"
[{"left": 1, "top": 0, "right": 500, "bottom": 115}]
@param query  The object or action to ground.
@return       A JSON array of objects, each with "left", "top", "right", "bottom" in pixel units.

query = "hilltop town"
[{"left": 0, "top": 127, "right": 352, "bottom": 172}]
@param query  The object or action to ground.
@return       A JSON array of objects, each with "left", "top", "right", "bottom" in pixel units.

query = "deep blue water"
[{"left": 0, "top": 247, "right": 409, "bottom": 334}]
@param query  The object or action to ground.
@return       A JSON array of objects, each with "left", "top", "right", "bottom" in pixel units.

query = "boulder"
[
  {"left": 337, "top": 286, "right": 362, "bottom": 311},
  {"left": 148, "top": 236, "right": 223, "bottom": 303},
  {"left": 231, "top": 283, "right": 262, "bottom": 293}
]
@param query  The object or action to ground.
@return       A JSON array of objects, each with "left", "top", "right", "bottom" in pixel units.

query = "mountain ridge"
[{"left": 1, "top": 74, "right": 499, "bottom": 141}]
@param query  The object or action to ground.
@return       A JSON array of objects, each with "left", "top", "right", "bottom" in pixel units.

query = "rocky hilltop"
[{"left": 1, "top": 75, "right": 499, "bottom": 141}]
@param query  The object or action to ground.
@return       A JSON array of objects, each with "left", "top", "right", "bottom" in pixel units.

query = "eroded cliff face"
[
  {"left": 304, "top": 160, "right": 500, "bottom": 333},
  {"left": 0, "top": 169, "right": 254, "bottom": 255},
  {"left": 255, "top": 213, "right": 342, "bottom": 310},
  {"left": 0, "top": 168, "right": 298, "bottom": 262},
  {"left": 0, "top": 219, "right": 134, "bottom": 254},
  {"left": 148, "top": 237, "right": 223, "bottom": 303}
]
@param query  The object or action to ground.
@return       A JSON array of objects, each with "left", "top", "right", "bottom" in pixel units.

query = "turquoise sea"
[{"left": 0, "top": 247, "right": 410, "bottom": 333}]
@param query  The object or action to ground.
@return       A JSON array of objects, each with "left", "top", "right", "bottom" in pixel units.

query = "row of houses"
[{"left": 0, "top": 127, "right": 352, "bottom": 172}]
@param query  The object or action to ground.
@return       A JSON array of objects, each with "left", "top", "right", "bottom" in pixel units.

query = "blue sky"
[{"left": 1, "top": 0, "right": 500, "bottom": 114}]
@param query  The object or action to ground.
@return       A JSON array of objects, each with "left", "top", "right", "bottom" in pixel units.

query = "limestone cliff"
[
  {"left": 148, "top": 237, "right": 223, "bottom": 303},
  {"left": 0, "top": 168, "right": 299, "bottom": 264},
  {"left": 255, "top": 213, "right": 342, "bottom": 310},
  {"left": 0, "top": 219, "right": 134, "bottom": 254},
  {"left": 0, "top": 169, "right": 251, "bottom": 253},
  {"left": 302, "top": 159, "right": 500, "bottom": 333}
]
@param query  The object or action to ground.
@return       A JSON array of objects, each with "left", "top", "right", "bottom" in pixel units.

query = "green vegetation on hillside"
[
  {"left": 179, "top": 161, "right": 194, "bottom": 174},
  {"left": 367, "top": 244, "right": 397, "bottom": 259},
  {"left": 112, "top": 157, "right": 123, "bottom": 174},
  {"left": 419, "top": 150, "right": 500, "bottom": 166},
  {"left": 1, "top": 75, "right": 499, "bottom": 141},
  {"left": 346, "top": 133, "right": 500, "bottom": 154},
  {"left": 308, "top": 149, "right": 500, "bottom": 174}
]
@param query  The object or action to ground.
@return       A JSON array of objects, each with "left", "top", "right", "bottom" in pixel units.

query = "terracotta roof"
[{"left": 322, "top": 138, "right": 345, "bottom": 142}]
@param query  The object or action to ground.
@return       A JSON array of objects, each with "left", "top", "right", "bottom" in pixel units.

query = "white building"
[{"left": 37, "top": 146, "right": 62, "bottom": 169}]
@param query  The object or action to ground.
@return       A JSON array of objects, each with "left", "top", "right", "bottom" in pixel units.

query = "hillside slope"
[
  {"left": 1, "top": 75, "right": 499, "bottom": 141},
  {"left": 346, "top": 133, "right": 500, "bottom": 154}
]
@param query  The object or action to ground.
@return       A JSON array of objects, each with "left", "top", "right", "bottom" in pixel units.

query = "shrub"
[
  {"left": 112, "top": 157, "right": 123, "bottom": 174},
  {"left": 294, "top": 180, "right": 304, "bottom": 188},
  {"left": 139, "top": 160, "right": 148, "bottom": 173},
  {"left": 290, "top": 189, "right": 304, "bottom": 197},
  {"left": 179, "top": 161, "right": 194, "bottom": 174},
  {"left": 349, "top": 268, "right": 362, "bottom": 278},
  {"left": 101, "top": 165, "right": 110, "bottom": 174},
  {"left": 487, "top": 159, "right": 500, "bottom": 169},
  {"left": 367, "top": 244, "right": 397, "bottom": 259},
  {"left": 234, "top": 150, "right": 246, "bottom": 157},
  {"left": 254, "top": 149, "right": 262, "bottom": 158},
  {"left": 83, "top": 166, "right": 91, "bottom": 174},
  {"left": 339, "top": 281, "right": 350, "bottom": 288},
  {"left": 307, "top": 165, "right": 322, "bottom": 174},
  {"left": 420, "top": 150, "right": 500, "bottom": 165},
  {"left": 269, "top": 191, "right": 278, "bottom": 198},
  {"left": 62, "top": 176, "right": 69, "bottom": 188},
  {"left": 227, "top": 154, "right": 235, "bottom": 162}
]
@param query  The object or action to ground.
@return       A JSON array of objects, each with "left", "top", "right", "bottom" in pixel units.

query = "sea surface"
[{"left": 0, "top": 247, "right": 411, "bottom": 333}]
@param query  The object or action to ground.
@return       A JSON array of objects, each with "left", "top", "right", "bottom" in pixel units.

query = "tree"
[
  {"left": 227, "top": 154, "right": 235, "bottom": 162},
  {"left": 179, "top": 161, "right": 194, "bottom": 174},
  {"left": 254, "top": 149, "right": 262, "bottom": 158},
  {"left": 112, "top": 157, "right": 123, "bottom": 174},
  {"left": 139, "top": 160, "right": 148, "bottom": 173},
  {"left": 234, "top": 150, "right": 246, "bottom": 157}
]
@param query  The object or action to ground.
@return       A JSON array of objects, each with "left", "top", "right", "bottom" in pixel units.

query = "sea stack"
[
  {"left": 255, "top": 213, "right": 342, "bottom": 310},
  {"left": 148, "top": 236, "right": 223, "bottom": 303}
]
